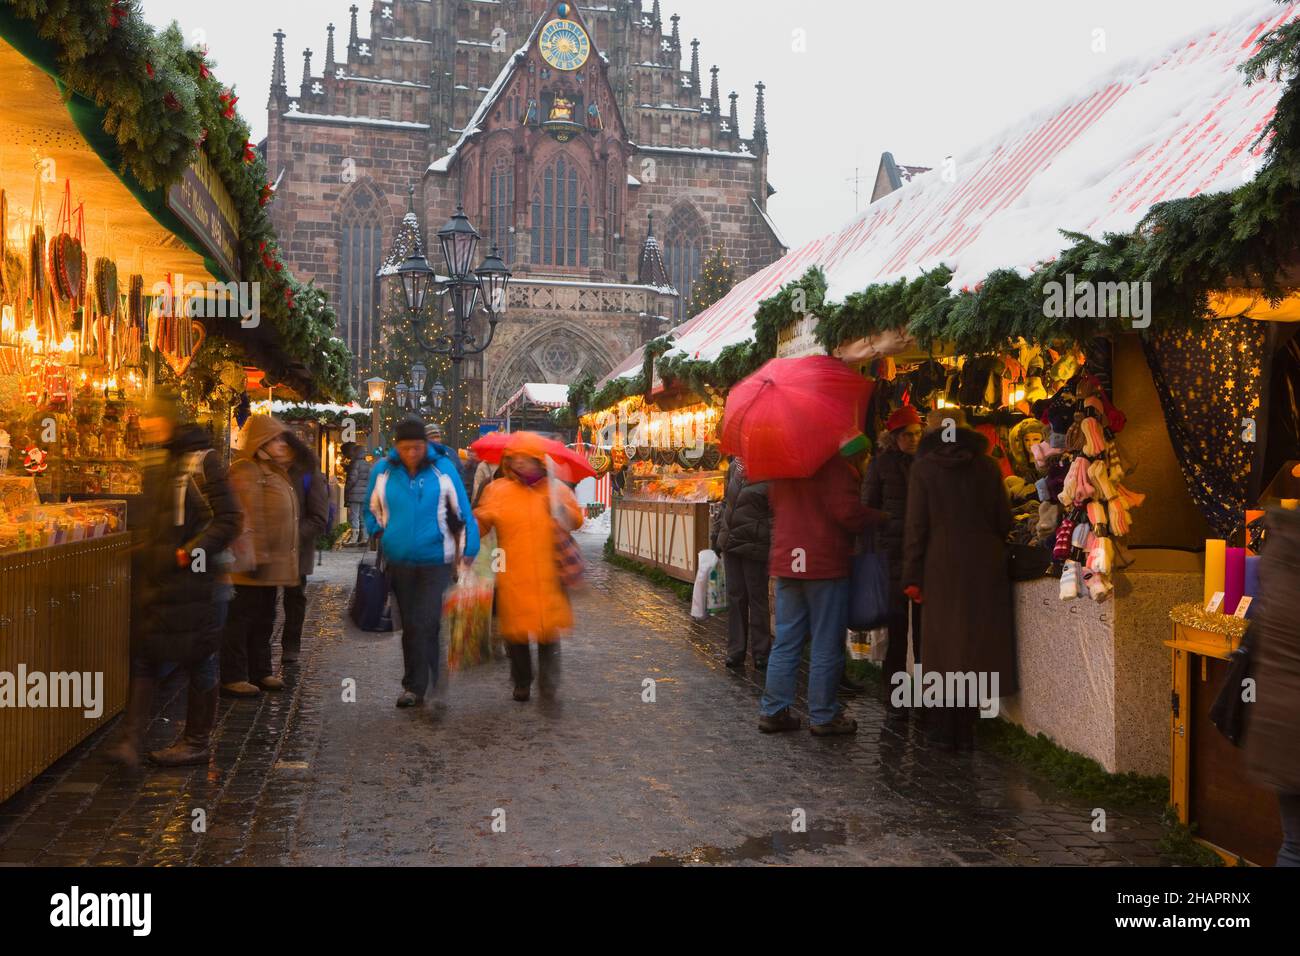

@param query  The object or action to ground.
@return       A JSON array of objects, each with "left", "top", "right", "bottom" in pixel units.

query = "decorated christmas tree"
[{"left": 688, "top": 244, "right": 735, "bottom": 317}]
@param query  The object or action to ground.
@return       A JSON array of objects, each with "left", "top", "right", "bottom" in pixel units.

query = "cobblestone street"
[{"left": 0, "top": 536, "right": 1168, "bottom": 866}]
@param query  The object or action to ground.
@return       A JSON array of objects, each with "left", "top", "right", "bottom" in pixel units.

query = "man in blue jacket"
[{"left": 365, "top": 417, "right": 480, "bottom": 707}]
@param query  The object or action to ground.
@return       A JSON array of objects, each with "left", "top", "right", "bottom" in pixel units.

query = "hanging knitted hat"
[{"left": 1053, "top": 517, "right": 1076, "bottom": 562}]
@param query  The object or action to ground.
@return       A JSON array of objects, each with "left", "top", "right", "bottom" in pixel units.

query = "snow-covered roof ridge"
[{"left": 601, "top": 0, "right": 1295, "bottom": 384}]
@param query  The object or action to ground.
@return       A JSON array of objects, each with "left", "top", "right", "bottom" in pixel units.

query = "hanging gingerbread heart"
[{"left": 162, "top": 319, "right": 206, "bottom": 378}]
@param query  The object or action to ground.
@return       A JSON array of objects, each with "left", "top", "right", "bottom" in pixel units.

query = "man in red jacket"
[{"left": 759, "top": 453, "right": 884, "bottom": 736}]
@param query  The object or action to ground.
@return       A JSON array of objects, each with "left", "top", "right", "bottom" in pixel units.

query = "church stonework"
[{"left": 264, "top": 0, "right": 784, "bottom": 416}]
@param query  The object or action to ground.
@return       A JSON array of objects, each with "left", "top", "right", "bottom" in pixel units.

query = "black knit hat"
[{"left": 394, "top": 417, "right": 427, "bottom": 442}]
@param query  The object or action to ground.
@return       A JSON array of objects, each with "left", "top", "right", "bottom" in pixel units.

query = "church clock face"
[{"left": 539, "top": 18, "right": 590, "bottom": 71}]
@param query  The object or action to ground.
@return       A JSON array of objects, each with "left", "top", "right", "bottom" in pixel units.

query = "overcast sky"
[{"left": 141, "top": 0, "right": 1266, "bottom": 248}]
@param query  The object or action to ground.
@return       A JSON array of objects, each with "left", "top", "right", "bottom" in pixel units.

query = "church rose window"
[
  {"left": 488, "top": 154, "right": 515, "bottom": 264},
  {"left": 532, "top": 154, "right": 590, "bottom": 268},
  {"left": 339, "top": 185, "right": 383, "bottom": 380}
]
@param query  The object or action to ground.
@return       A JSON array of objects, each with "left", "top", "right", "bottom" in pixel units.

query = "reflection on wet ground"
[{"left": 0, "top": 542, "right": 1166, "bottom": 866}]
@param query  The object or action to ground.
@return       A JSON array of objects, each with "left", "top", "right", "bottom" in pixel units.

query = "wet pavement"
[{"left": 0, "top": 535, "right": 1168, "bottom": 866}]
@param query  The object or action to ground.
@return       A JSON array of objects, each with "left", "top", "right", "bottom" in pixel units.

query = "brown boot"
[
  {"left": 104, "top": 676, "right": 157, "bottom": 769},
  {"left": 149, "top": 686, "right": 218, "bottom": 766}
]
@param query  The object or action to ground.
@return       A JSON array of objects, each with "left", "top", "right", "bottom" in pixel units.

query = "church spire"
[
  {"left": 651, "top": 0, "right": 662, "bottom": 29},
  {"left": 709, "top": 65, "right": 720, "bottom": 114},
  {"left": 689, "top": 39, "right": 700, "bottom": 93},
  {"left": 670, "top": 14, "right": 681, "bottom": 55},
  {"left": 300, "top": 48, "right": 313, "bottom": 98},
  {"left": 728, "top": 91, "right": 740, "bottom": 136},
  {"left": 268, "top": 28, "right": 287, "bottom": 109},
  {"left": 753, "top": 80, "right": 768, "bottom": 151},
  {"left": 348, "top": 4, "right": 360, "bottom": 54},
  {"left": 638, "top": 212, "right": 671, "bottom": 288},
  {"left": 325, "top": 23, "right": 336, "bottom": 75}
]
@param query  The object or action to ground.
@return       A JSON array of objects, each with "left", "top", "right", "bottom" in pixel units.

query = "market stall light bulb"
[
  {"left": 1012, "top": 388, "right": 1025, "bottom": 404},
  {"left": 21, "top": 321, "right": 39, "bottom": 346},
  {"left": 59, "top": 334, "right": 76, "bottom": 353}
]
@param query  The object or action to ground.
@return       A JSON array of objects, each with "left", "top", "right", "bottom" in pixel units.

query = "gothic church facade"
[{"left": 264, "top": 0, "right": 784, "bottom": 416}]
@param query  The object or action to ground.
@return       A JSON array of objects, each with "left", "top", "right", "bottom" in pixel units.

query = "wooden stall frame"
[{"left": 1, "top": 534, "right": 131, "bottom": 804}]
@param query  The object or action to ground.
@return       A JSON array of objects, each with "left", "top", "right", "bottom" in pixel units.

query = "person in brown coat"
[
  {"left": 902, "top": 409, "right": 1017, "bottom": 750},
  {"left": 1244, "top": 505, "right": 1300, "bottom": 866},
  {"left": 221, "top": 415, "right": 301, "bottom": 697}
]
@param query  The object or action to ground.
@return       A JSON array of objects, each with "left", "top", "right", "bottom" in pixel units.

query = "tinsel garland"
[{"left": 1169, "top": 602, "right": 1250, "bottom": 640}]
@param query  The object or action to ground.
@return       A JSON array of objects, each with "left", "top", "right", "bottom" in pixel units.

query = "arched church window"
[
  {"left": 488, "top": 154, "right": 515, "bottom": 264},
  {"left": 339, "top": 184, "right": 384, "bottom": 380},
  {"left": 531, "top": 154, "right": 590, "bottom": 268},
  {"left": 664, "top": 204, "right": 705, "bottom": 323}
]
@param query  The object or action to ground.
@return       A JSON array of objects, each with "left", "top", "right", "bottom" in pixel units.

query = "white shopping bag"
[{"left": 692, "top": 548, "right": 718, "bottom": 620}]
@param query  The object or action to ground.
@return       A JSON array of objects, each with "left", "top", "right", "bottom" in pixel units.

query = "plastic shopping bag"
[
  {"left": 444, "top": 570, "right": 494, "bottom": 671},
  {"left": 691, "top": 549, "right": 718, "bottom": 620},
  {"left": 706, "top": 555, "right": 727, "bottom": 614}
]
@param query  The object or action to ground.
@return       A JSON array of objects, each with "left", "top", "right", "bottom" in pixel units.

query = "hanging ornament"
[
  {"left": 145, "top": 62, "right": 155, "bottom": 79},
  {"left": 259, "top": 182, "right": 274, "bottom": 207},
  {"left": 164, "top": 92, "right": 182, "bottom": 112},
  {"left": 243, "top": 141, "right": 257, "bottom": 164},
  {"left": 219, "top": 89, "right": 239, "bottom": 120},
  {"left": 23, "top": 446, "right": 48, "bottom": 474},
  {"left": 108, "top": 0, "right": 129, "bottom": 29}
]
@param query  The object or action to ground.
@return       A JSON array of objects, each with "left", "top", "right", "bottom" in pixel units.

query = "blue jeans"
[{"left": 760, "top": 577, "right": 849, "bottom": 725}]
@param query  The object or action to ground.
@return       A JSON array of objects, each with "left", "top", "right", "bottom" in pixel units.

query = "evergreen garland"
[
  {"left": 582, "top": 0, "right": 1300, "bottom": 411},
  {"left": 0, "top": 0, "right": 354, "bottom": 401}
]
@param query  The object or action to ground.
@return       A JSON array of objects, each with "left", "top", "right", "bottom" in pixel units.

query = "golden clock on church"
[{"left": 539, "top": 15, "right": 590, "bottom": 72}]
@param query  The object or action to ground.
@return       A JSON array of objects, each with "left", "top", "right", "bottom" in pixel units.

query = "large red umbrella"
[
  {"left": 721, "top": 355, "right": 873, "bottom": 480},
  {"left": 470, "top": 431, "right": 596, "bottom": 484}
]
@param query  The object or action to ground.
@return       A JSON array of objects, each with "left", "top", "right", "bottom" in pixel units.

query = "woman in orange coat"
[{"left": 474, "top": 432, "right": 584, "bottom": 701}]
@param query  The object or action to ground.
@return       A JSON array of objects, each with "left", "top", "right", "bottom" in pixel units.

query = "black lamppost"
[{"left": 394, "top": 189, "right": 511, "bottom": 448}]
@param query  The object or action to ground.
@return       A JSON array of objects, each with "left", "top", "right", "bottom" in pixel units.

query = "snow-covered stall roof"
[
  {"left": 497, "top": 382, "right": 570, "bottom": 418},
  {"left": 605, "top": 0, "right": 1297, "bottom": 383}
]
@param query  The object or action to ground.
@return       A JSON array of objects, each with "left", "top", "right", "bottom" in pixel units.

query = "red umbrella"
[
  {"left": 470, "top": 431, "right": 596, "bottom": 483},
  {"left": 721, "top": 355, "right": 873, "bottom": 480},
  {"left": 469, "top": 431, "right": 510, "bottom": 462}
]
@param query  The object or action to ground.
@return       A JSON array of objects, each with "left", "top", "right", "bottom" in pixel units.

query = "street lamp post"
[
  {"left": 393, "top": 186, "right": 511, "bottom": 449},
  {"left": 364, "top": 376, "right": 388, "bottom": 448}
]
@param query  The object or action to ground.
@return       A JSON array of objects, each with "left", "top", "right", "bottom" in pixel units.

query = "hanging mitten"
[
  {"left": 1088, "top": 538, "right": 1113, "bottom": 575},
  {"left": 1081, "top": 417, "right": 1106, "bottom": 457},
  {"left": 1083, "top": 568, "right": 1113, "bottom": 603},
  {"left": 1071, "top": 520, "right": 1092, "bottom": 554},
  {"left": 1060, "top": 560, "right": 1080, "bottom": 600},
  {"left": 1073, "top": 457, "right": 1095, "bottom": 503},
  {"left": 1108, "top": 497, "right": 1131, "bottom": 536},
  {"left": 1053, "top": 517, "right": 1076, "bottom": 562},
  {"left": 1087, "top": 458, "right": 1118, "bottom": 500},
  {"left": 1087, "top": 500, "right": 1108, "bottom": 531},
  {"left": 1036, "top": 501, "right": 1060, "bottom": 539}
]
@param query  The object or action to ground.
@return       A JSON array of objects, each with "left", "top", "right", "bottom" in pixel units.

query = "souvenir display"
[{"left": 0, "top": 498, "right": 126, "bottom": 553}]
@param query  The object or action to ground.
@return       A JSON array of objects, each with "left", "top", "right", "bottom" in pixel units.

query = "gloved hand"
[{"left": 904, "top": 585, "right": 924, "bottom": 604}]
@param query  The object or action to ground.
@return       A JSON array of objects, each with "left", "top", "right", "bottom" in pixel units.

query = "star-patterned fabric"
[{"left": 1142, "top": 318, "right": 1266, "bottom": 539}]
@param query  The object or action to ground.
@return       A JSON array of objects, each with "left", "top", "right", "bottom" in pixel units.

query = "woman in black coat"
[
  {"left": 862, "top": 406, "right": 924, "bottom": 713},
  {"left": 1244, "top": 505, "right": 1300, "bottom": 866},
  {"left": 902, "top": 410, "right": 1017, "bottom": 749},
  {"left": 107, "top": 416, "right": 242, "bottom": 768},
  {"left": 713, "top": 457, "right": 772, "bottom": 669}
]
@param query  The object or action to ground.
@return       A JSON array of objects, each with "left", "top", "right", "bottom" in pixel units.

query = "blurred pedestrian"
[
  {"left": 280, "top": 431, "right": 329, "bottom": 664},
  {"left": 759, "top": 454, "right": 884, "bottom": 736},
  {"left": 902, "top": 408, "right": 1017, "bottom": 750},
  {"left": 863, "top": 405, "right": 924, "bottom": 717},
  {"left": 712, "top": 456, "right": 772, "bottom": 670},
  {"left": 366, "top": 417, "right": 478, "bottom": 707},
  {"left": 1244, "top": 505, "right": 1300, "bottom": 866},
  {"left": 473, "top": 431, "right": 583, "bottom": 702},
  {"left": 221, "top": 415, "right": 300, "bottom": 697},
  {"left": 343, "top": 443, "right": 372, "bottom": 545},
  {"left": 107, "top": 398, "right": 241, "bottom": 767}
]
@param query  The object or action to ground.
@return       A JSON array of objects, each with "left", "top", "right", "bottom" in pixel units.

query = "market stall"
[
  {"left": 0, "top": 2, "right": 353, "bottom": 803},
  {"left": 587, "top": 0, "right": 1300, "bottom": 844},
  {"left": 581, "top": 392, "right": 725, "bottom": 583}
]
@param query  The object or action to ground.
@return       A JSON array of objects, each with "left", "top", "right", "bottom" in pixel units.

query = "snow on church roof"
[{"left": 604, "top": 0, "right": 1298, "bottom": 383}]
